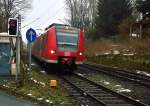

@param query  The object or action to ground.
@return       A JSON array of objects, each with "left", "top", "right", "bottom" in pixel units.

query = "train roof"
[{"left": 45, "top": 23, "right": 70, "bottom": 30}]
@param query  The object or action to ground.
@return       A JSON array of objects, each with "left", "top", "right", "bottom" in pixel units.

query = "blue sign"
[{"left": 26, "top": 28, "right": 37, "bottom": 43}]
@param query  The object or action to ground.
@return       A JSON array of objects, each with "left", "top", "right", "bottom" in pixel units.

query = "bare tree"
[
  {"left": 0, "top": 0, "right": 32, "bottom": 32},
  {"left": 65, "top": 0, "right": 78, "bottom": 27},
  {"left": 88, "top": 0, "right": 97, "bottom": 28},
  {"left": 65, "top": 0, "right": 97, "bottom": 30}
]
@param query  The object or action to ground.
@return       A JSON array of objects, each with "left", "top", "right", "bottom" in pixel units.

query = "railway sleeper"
[
  {"left": 109, "top": 104, "right": 133, "bottom": 106},
  {"left": 87, "top": 90, "right": 108, "bottom": 94},
  {"left": 102, "top": 99, "right": 128, "bottom": 104},
  {"left": 96, "top": 96, "right": 118, "bottom": 100}
]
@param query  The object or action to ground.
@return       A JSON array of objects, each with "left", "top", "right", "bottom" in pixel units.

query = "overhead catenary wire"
[
  {"left": 21, "top": 17, "right": 40, "bottom": 29},
  {"left": 22, "top": 0, "right": 62, "bottom": 29},
  {"left": 42, "top": 5, "right": 66, "bottom": 27}
]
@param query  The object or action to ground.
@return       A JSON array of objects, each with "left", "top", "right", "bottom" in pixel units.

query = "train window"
[
  {"left": 57, "top": 32, "right": 78, "bottom": 44},
  {"left": 56, "top": 31, "right": 79, "bottom": 52}
]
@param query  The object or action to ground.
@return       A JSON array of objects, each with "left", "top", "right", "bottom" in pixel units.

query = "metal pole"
[
  {"left": 16, "top": 14, "right": 21, "bottom": 81},
  {"left": 28, "top": 42, "right": 31, "bottom": 78}
]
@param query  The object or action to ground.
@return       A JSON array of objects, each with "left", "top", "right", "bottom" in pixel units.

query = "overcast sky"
[{"left": 22, "top": 0, "right": 67, "bottom": 43}]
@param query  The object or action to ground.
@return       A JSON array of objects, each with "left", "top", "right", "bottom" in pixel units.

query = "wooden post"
[
  {"left": 129, "top": 25, "right": 132, "bottom": 40},
  {"left": 139, "top": 24, "right": 142, "bottom": 38}
]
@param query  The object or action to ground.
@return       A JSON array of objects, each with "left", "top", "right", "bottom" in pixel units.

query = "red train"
[{"left": 32, "top": 23, "right": 84, "bottom": 70}]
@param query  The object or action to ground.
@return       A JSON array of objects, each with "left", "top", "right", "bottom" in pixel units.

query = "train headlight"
[
  {"left": 79, "top": 52, "right": 83, "bottom": 56},
  {"left": 50, "top": 50, "right": 55, "bottom": 54}
]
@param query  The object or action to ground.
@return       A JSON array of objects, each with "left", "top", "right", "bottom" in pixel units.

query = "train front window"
[{"left": 56, "top": 29, "right": 79, "bottom": 52}]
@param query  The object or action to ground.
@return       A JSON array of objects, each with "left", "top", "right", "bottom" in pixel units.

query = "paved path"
[{"left": 0, "top": 91, "right": 39, "bottom": 106}]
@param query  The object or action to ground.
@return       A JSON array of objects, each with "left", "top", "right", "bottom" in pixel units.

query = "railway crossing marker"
[{"left": 26, "top": 28, "right": 37, "bottom": 79}]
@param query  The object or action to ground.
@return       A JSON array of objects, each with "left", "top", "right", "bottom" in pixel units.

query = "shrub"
[{"left": 118, "top": 18, "right": 133, "bottom": 40}]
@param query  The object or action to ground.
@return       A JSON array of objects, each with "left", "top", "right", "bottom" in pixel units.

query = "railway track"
[
  {"left": 80, "top": 64, "right": 150, "bottom": 87},
  {"left": 33, "top": 60, "right": 149, "bottom": 105},
  {"left": 60, "top": 72, "right": 147, "bottom": 106}
]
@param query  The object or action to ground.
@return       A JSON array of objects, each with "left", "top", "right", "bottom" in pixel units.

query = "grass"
[
  {"left": 15, "top": 48, "right": 72, "bottom": 105},
  {"left": 86, "top": 55, "right": 150, "bottom": 72},
  {"left": 0, "top": 65, "right": 72, "bottom": 106},
  {"left": 85, "top": 39, "right": 150, "bottom": 73},
  {"left": 86, "top": 39, "right": 150, "bottom": 55}
]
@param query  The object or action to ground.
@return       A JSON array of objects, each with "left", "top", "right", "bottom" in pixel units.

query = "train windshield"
[{"left": 56, "top": 27, "right": 79, "bottom": 52}]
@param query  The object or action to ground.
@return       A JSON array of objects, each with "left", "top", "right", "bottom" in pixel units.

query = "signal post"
[
  {"left": 26, "top": 28, "right": 37, "bottom": 80},
  {"left": 8, "top": 15, "right": 21, "bottom": 86}
]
